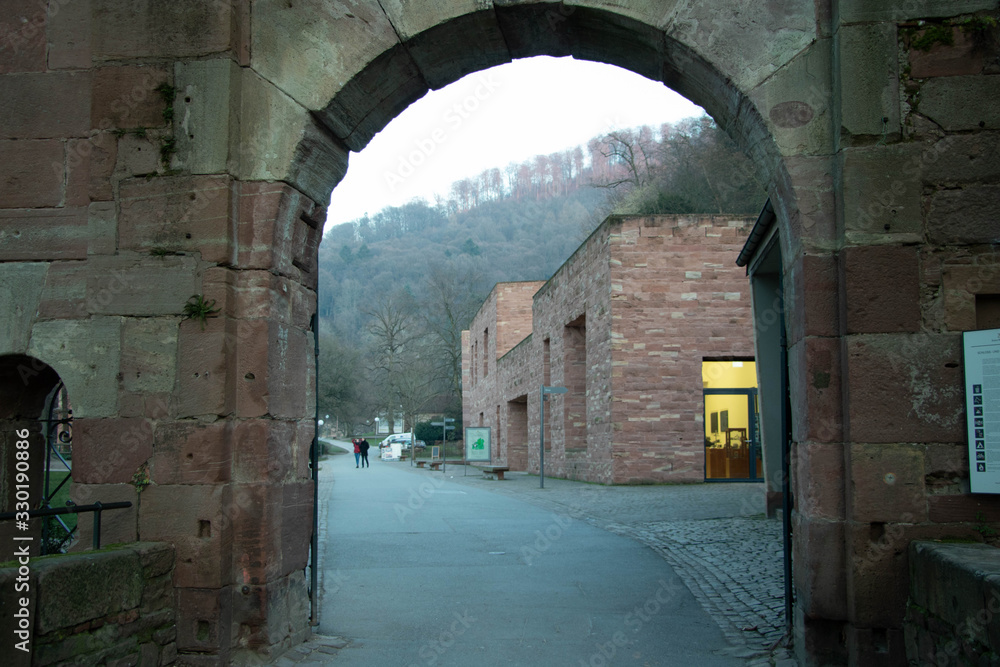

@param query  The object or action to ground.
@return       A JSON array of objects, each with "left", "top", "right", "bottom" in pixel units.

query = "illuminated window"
[{"left": 703, "top": 360, "right": 762, "bottom": 481}]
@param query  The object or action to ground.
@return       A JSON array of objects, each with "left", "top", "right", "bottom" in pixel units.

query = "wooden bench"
[
  {"left": 415, "top": 461, "right": 426, "bottom": 468},
  {"left": 427, "top": 461, "right": 443, "bottom": 471},
  {"left": 480, "top": 465, "right": 510, "bottom": 481}
]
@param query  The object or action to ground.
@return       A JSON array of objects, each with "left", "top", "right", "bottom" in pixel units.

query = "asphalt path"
[{"left": 317, "top": 439, "right": 743, "bottom": 666}]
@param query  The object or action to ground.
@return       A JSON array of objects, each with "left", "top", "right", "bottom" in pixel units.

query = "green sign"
[{"left": 465, "top": 427, "right": 491, "bottom": 462}]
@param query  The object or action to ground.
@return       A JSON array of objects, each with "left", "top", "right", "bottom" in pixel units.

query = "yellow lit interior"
[
  {"left": 704, "top": 394, "right": 750, "bottom": 446},
  {"left": 702, "top": 360, "right": 759, "bottom": 480},
  {"left": 701, "top": 360, "right": 757, "bottom": 389}
]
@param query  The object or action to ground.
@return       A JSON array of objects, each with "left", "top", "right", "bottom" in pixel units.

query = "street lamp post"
[{"left": 539, "top": 385, "right": 567, "bottom": 488}]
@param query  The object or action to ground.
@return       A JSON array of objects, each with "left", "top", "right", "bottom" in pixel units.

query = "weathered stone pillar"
[
  {"left": 0, "top": 1, "right": 340, "bottom": 662},
  {"left": 828, "top": 5, "right": 1000, "bottom": 665}
]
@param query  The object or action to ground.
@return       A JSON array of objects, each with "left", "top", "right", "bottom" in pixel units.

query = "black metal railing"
[
  {"left": 0, "top": 501, "right": 133, "bottom": 552},
  {"left": 41, "top": 381, "right": 74, "bottom": 554}
]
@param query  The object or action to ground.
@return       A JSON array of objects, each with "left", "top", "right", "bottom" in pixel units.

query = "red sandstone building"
[{"left": 462, "top": 214, "right": 768, "bottom": 484}]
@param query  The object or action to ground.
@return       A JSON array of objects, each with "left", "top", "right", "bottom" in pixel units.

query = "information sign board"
[
  {"left": 963, "top": 329, "right": 1000, "bottom": 494},
  {"left": 381, "top": 442, "right": 402, "bottom": 461},
  {"left": 465, "top": 427, "right": 491, "bottom": 462}
]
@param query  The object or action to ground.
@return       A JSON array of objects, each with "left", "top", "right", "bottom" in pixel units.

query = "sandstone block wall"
[
  {"left": 495, "top": 282, "right": 545, "bottom": 360},
  {"left": 0, "top": 542, "right": 176, "bottom": 667},
  {"left": 0, "top": 3, "right": 320, "bottom": 661},
  {"left": 530, "top": 215, "right": 618, "bottom": 483},
  {"left": 801, "top": 18, "right": 1000, "bottom": 663},
  {"left": 608, "top": 216, "right": 755, "bottom": 483},
  {"left": 463, "top": 215, "right": 756, "bottom": 484},
  {"left": 463, "top": 282, "right": 544, "bottom": 461},
  {"left": 904, "top": 541, "right": 1000, "bottom": 665}
]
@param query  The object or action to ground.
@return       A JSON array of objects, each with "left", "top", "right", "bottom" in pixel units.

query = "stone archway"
[
  {"left": 265, "top": 5, "right": 830, "bottom": 662},
  {"left": 2, "top": 1, "right": 998, "bottom": 665}
]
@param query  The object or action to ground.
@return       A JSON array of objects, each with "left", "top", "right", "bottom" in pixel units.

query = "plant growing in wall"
[
  {"left": 131, "top": 462, "right": 151, "bottom": 494},
  {"left": 974, "top": 511, "right": 998, "bottom": 545},
  {"left": 156, "top": 82, "right": 176, "bottom": 123},
  {"left": 182, "top": 294, "right": 220, "bottom": 330},
  {"left": 155, "top": 82, "right": 178, "bottom": 167},
  {"left": 909, "top": 22, "right": 955, "bottom": 51},
  {"left": 159, "top": 137, "right": 176, "bottom": 167}
]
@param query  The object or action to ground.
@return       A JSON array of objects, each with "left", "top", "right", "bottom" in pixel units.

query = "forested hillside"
[
  {"left": 317, "top": 186, "right": 607, "bottom": 336},
  {"left": 317, "top": 115, "right": 767, "bottom": 435}
]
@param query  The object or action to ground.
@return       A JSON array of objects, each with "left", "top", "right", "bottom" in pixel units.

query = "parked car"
[
  {"left": 380, "top": 434, "right": 411, "bottom": 449},
  {"left": 379, "top": 434, "right": 427, "bottom": 451}
]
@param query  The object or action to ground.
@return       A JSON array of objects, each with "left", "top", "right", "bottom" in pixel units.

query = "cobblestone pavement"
[
  {"left": 278, "top": 459, "right": 796, "bottom": 665},
  {"left": 612, "top": 519, "right": 792, "bottom": 665}
]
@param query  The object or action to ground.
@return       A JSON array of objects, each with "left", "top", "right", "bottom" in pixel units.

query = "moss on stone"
[
  {"left": 911, "top": 24, "right": 955, "bottom": 52},
  {"left": 34, "top": 549, "right": 144, "bottom": 634}
]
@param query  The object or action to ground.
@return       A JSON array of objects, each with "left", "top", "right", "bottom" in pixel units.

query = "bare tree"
[
  {"left": 654, "top": 116, "right": 765, "bottom": 214},
  {"left": 394, "top": 341, "right": 439, "bottom": 432},
  {"left": 418, "top": 263, "right": 486, "bottom": 401},
  {"left": 363, "top": 291, "right": 417, "bottom": 432},
  {"left": 317, "top": 331, "right": 381, "bottom": 436},
  {"left": 592, "top": 128, "right": 657, "bottom": 190}
]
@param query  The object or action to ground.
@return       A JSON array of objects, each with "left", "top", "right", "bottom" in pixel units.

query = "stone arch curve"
[
  {"left": 0, "top": 354, "right": 61, "bottom": 424},
  {"left": 257, "top": 1, "right": 830, "bottom": 262}
]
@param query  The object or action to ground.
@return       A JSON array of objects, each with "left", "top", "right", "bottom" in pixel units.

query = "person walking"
[
  {"left": 352, "top": 439, "right": 361, "bottom": 468},
  {"left": 359, "top": 437, "right": 370, "bottom": 468}
]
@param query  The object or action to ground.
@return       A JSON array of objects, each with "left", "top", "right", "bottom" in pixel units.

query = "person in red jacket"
[{"left": 352, "top": 439, "right": 361, "bottom": 468}]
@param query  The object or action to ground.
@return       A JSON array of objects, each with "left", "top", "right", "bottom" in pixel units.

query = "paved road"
[
  {"left": 305, "top": 441, "right": 750, "bottom": 666},
  {"left": 434, "top": 466, "right": 790, "bottom": 661}
]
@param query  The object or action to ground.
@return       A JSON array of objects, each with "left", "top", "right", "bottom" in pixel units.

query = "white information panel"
[
  {"left": 963, "top": 329, "right": 1000, "bottom": 494},
  {"left": 465, "top": 427, "right": 491, "bottom": 463},
  {"left": 381, "top": 442, "right": 402, "bottom": 461}
]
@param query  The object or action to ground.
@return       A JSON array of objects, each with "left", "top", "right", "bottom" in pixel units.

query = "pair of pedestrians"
[{"left": 352, "top": 438, "right": 370, "bottom": 468}]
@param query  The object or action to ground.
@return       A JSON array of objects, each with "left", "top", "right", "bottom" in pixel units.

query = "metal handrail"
[
  {"left": 41, "top": 381, "right": 73, "bottom": 553},
  {"left": 0, "top": 501, "right": 133, "bottom": 551}
]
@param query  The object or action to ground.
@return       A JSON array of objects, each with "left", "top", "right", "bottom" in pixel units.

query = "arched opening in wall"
[
  {"left": 0, "top": 355, "right": 74, "bottom": 557},
  {"left": 293, "top": 4, "right": 808, "bottom": 661},
  {"left": 318, "top": 54, "right": 769, "bottom": 472},
  {"left": 312, "top": 71, "right": 793, "bottom": 663},
  {"left": 317, "top": 55, "right": 713, "bottom": 452}
]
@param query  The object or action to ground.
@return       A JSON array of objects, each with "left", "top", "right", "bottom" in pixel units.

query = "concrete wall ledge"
[{"left": 906, "top": 540, "right": 1000, "bottom": 664}]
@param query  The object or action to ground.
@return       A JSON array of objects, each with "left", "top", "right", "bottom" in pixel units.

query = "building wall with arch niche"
[{"left": 0, "top": 0, "right": 998, "bottom": 664}]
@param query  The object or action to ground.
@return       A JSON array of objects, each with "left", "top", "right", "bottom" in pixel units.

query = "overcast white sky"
[{"left": 326, "top": 56, "right": 705, "bottom": 228}]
